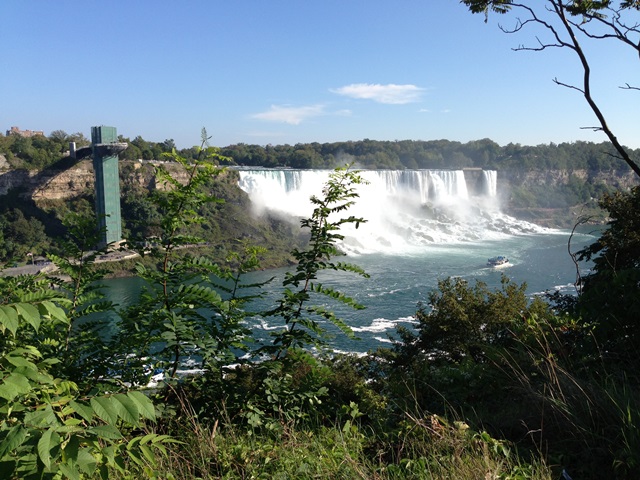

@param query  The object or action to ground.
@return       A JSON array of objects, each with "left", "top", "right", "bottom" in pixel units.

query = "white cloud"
[
  {"left": 331, "top": 83, "right": 424, "bottom": 104},
  {"left": 251, "top": 104, "right": 325, "bottom": 124}
]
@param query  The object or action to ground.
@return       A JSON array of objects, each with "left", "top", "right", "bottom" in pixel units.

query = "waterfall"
[
  {"left": 237, "top": 168, "right": 544, "bottom": 253},
  {"left": 482, "top": 170, "right": 498, "bottom": 197}
]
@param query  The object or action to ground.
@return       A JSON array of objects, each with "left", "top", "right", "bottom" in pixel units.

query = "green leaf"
[
  {"left": 0, "top": 425, "right": 28, "bottom": 458},
  {"left": 39, "top": 300, "right": 68, "bottom": 322},
  {"left": 126, "top": 446, "right": 144, "bottom": 467},
  {"left": 0, "top": 373, "right": 32, "bottom": 401},
  {"left": 62, "top": 434, "right": 80, "bottom": 463},
  {"left": 139, "top": 444, "right": 157, "bottom": 465},
  {"left": 89, "top": 424, "right": 123, "bottom": 440},
  {"left": 126, "top": 391, "right": 156, "bottom": 422},
  {"left": 59, "top": 462, "right": 80, "bottom": 480},
  {"left": 15, "top": 303, "right": 41, "bottom": 328},
  {"left": 37, "top": 428, "right": 59, "bottom": 470},
  {"left": 77, "top": 448, "right": 98, "bottom": 474},
  {"left": 24, "top": 405, "right": 59, "bottom": 427},
  {"left": 90, "top": 396, "right": 117, "bottom": 424},
  {"left": 112, "top": 393, "right": 139, "bottom": 425},
  {"left": 69, "top": 400, "right": 94, "bottom": 423},
  {"left": 5, "top": 354, "right": 37, "bottom": 370},
  {"left": 0, "top": 306, "right": 19, "bottom": 336}
]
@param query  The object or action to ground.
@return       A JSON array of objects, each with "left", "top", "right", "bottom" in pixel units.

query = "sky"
[{"left": 2, "top": 1, "right": 639, "bottom": 149}]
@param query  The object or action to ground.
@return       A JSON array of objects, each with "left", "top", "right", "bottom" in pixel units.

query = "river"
[
  {"left": 101, "top": 168, "right": 599, "bottom": 355},
  {"left": 101, "top": 227, "right": 597, "bottom": 355}
]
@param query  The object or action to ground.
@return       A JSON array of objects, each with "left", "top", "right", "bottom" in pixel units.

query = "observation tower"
[{"left": 90, "top": 126, "right": 127, "bottom": 247}]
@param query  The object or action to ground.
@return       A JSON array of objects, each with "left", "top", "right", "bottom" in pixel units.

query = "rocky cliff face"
[
  {"left": 0, "top": 161, "right": 636, "bottom": 211},
  {"left": 501, "top": 168, "right": 637, "bottom": 190},
  {"left": 32, "top": 161, "right": 96, "bottom": 200},
  {"left": 118, "top": 161, "right": 194, "bottom": 191},
  {"left": 0, "top": 160, "right": 94, "bottom": 199},
  {"left": 496, "top": 168, "right": 638, "bottom": 227},
  {"left": 0, "top": 154, "right": 9, "bottom": 171},
  {"left": 0, "top": 160, "right": 198, "bottom": 201}
]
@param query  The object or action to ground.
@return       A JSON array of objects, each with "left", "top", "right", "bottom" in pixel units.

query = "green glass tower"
[{"left": 91, "top": 126, "right": 127, "bottom": 247}]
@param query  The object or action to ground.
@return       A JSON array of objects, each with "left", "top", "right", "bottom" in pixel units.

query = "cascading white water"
[
  {"left": 237, "top": 168, "right": 546, "bottom": 254},
  {"left": 482, "top": 170, "right": 498, "bottom": 197}
]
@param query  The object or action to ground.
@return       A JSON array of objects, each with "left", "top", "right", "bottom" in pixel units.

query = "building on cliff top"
[{"left": 6, "top": 126, "right": 45, "bottom": 138}]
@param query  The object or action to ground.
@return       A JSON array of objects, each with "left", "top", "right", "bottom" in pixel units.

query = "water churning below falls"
[{"left": 237, "top": 168, "right": 549, "bottom": 254}]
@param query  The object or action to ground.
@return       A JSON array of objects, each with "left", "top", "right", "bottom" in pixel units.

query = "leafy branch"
[{"left": 264, "top": 166, "right": 370, "bottom": 358}]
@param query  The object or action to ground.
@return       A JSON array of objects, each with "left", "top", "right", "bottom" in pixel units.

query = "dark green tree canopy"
[{"left": 462, "top": 0, "right": 640, "bottom": 16}]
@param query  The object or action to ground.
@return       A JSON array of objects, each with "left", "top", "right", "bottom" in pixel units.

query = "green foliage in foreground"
[{"left": 0, "top": 282, "right": 173, "bottom": 479}]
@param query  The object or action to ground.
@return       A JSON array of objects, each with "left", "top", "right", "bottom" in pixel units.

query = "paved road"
[
  {"left": 1, "top": 251, "right": 138, "bottom": 277},
  {"left": 0, "top": 263, "right": 56, "bottom": 277}
]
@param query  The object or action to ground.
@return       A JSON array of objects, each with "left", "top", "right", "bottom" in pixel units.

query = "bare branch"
[
  {"left": 602, "top": 151, "right": 624, "bottom": 161},
  {"left": 551, "top": 0, "right": 640, "bottom": 178},
  {"left": 572, "top": 7, "right": 640, "bottom": 58},
  {"left": 568, "top": 216, "right": 593, "bottom": 296},
  {"left": 553, "top": 77, "right": 585, "bottom": 93},
  {"left": 498, "top": 3, "right": 575, "bottom": 51}
]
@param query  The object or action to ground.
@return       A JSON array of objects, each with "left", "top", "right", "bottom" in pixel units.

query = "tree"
[
  {"left": 460, "top": 0, "right": 640, "bottom": 178},
  {"left": 0, "top": 243, "right": 172, "bottom": 478},
  {"left": 161, "top": 138, "right": 176, "bottom": 152},
  {"left": 573, "top": 185, "right": 640, "bottom": 364},
  {"left": 0, "top": 210, "right": 48, "bottom": 261},
  {"left": 68, "top": 131, "right": 90, "bottom": 148},
  {"left": 395, "top": 275, "right": 550, "bottom": 365},
  {"left": 49, "top": 130, "right": 69, "bottom": 142},
  {"left": 263, "top": 166, "right": 369, "bottom": 359}
]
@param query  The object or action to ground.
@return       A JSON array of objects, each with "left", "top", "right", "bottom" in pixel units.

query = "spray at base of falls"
[{"left": 237, "top": 169, "right": 550, "bottom": 254}]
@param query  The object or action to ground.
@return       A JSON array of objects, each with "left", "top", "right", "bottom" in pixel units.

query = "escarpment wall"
[
  {"left": 501, "top": 168, "right": 637, "bottom": 190},
  {"left": 0, "top": 162, "right": 636, "bottom": 215},
  {"left": 0, "top": 160, "right": 200, "bottom": 200}
]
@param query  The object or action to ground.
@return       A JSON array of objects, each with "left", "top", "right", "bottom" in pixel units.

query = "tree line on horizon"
[{"left": 2, "top": 129, "right": 639, "bottom": 173}]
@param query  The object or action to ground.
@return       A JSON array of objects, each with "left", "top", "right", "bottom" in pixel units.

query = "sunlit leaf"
[
  {"left": 90, "top": 397, "right": 117, "bottom": 424},
  {"left": 88, "top": 424, "right": 123, "bottom": 440}
]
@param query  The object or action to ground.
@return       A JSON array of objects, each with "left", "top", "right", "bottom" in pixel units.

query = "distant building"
[{"left": 6, "top": 126, "right": 44, "bottom": 138}]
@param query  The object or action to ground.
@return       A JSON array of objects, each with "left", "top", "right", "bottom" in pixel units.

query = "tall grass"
[
  {"left": 492, "top": 316, "right": 640, "bottom": 479},
  {"left": 128, "top": 396, "right": 553, "bottom": 480}
]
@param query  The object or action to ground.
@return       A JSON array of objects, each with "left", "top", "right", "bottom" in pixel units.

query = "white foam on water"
[
  {"left": 374, "top": 336, "right": 394, "bottom": 344},
  {"left": 352, "top": 316, "right": 417, "bottom": 333},
  {"left": 237, "top": 169, "right": 551, "bottom": 254},
  {"left": 255, "top": 318, "right": 281, "bottom": 331}
]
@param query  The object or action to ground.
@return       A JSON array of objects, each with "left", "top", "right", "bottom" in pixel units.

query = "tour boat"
[{"left": 487, "top": 255, "right": 509, "bottom": 267}]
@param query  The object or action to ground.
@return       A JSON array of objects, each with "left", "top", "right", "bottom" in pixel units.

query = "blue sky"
[{"left": 2, "top": 1, "right": 638, "bottom": 149}]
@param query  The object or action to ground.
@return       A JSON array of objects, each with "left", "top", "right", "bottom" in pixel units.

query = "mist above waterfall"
[{"left": 237, "top": 169, "right": 547, "bottom": 254}]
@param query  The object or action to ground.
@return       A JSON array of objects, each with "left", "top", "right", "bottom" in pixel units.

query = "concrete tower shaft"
[{"left": 91, "top": 126, "right": 127, "bottom": 247}]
